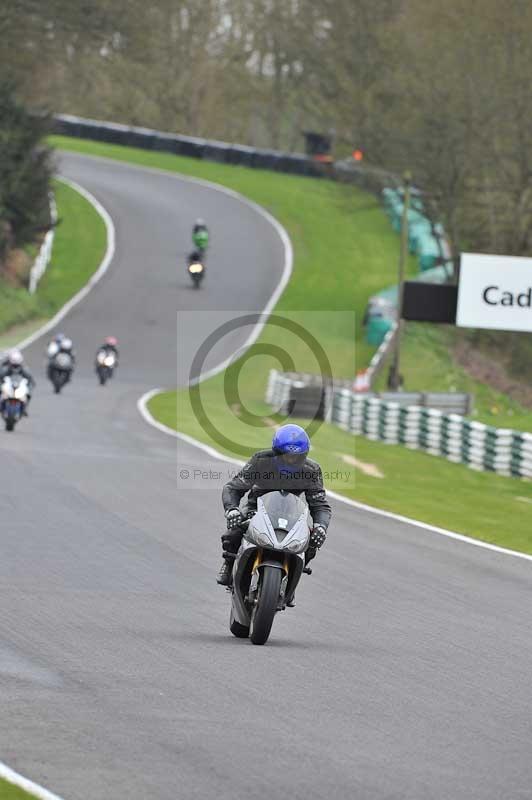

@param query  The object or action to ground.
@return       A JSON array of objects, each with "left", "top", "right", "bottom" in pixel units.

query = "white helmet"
[
  {"left": 60, "top": 337, "right": 73, "bottom": 351},
  {"left": 8, "top": 349, "right": 23, "bottom": 367}
]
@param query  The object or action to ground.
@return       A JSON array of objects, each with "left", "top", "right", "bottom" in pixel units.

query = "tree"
[{"left": 0, "top": 79, "right": 53, "bottom": 267}]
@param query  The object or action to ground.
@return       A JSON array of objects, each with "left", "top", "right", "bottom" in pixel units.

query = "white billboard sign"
[{"left": 456, "top": 252, "right": 532, "bottom": 332}]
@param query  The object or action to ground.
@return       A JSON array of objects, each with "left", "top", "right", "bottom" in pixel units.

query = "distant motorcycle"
[
  {"left": 228, "top": 491, "right": 311, "bottom": 645},
  {"left": 0, "top": 375, "right": 29, "bottom": 431},
  {"left": 95, "top": 349, "right": 117, "bottom": 385},
  {"left": 48, "top": 351, "right": 73, "bottom": 393},
  {"left": 187, "top": 253, "right": 205, "bottom": 289}
]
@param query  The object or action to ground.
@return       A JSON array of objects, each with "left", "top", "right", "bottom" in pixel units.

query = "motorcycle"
[
  {"left": 1, "top": 375, "right": 29, "bottom": 431},
  {"left": 48, "top": 351, "right": 73, "bottom": 393},
  {"left": 187, "top": 254, "right": 205, "bottom": 289},
  {"left": 228, "top": 491, "right": 311, "bottom": 645},
  {"left": 95, "top": 349, "right": 117, "bottom": 385}
]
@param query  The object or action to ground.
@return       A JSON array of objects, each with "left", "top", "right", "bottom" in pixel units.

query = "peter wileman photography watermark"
[
  {"left": 176, "top": 310, "right": 357, "bottom": 491},
  {"left": 178, "top": 466, "right": 354, "bottom": 484}
]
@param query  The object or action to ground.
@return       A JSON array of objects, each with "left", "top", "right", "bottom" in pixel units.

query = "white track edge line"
[
  {"left": 0, "top": 762, "right": 66, "bottom": 800},
  {"left": 8, "top": 175, "right": 116, "bottom": 354},
  {"left": 137, "top": 390, "right": 532, "bottom": 564}
]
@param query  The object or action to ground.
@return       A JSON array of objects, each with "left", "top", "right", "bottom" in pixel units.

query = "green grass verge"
[
  {"left": 0, "top": 777, "right": 42, "bottom": 799},
  {"left": 0, "top": 178, "right": 106, "bottom": 347},
  {"left": 53, "top": 135, "right": 532, "bottom": 554}
]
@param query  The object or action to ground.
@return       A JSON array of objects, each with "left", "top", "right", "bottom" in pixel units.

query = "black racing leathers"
[{"left": 222, "top": 449, "right": 332, "bottom": 530}]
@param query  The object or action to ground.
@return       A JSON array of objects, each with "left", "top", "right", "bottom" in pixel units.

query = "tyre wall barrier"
[
  {"left": 53, "top": 114, "right": 323, "bottom": 178},
  {"left": 265, "top": 370, "right": 531, "bottom": 479}
]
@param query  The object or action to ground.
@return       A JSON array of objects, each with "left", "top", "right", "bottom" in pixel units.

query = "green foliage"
[
  {"left": 0, "top": 79, "right": 53, "bottom": 261},
  {"left": 0, "top": 179, "right": 106, "bottom": 338}
]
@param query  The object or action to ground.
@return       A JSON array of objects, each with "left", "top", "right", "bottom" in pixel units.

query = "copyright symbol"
[
  {"left": 188, "top": 312, "right": 333, "bottom": 457},
  {"left": 180, "top": 469, "right": 190, "bottom": 480}
]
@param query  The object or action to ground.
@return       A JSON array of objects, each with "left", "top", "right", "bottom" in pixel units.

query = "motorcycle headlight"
[
  {"left": 188, "top": 262, "right": 204, "bottom": 274},
  {"left": 286, "top": 538, "right": 306, "bottom": 554},
  {"left": 246, "top": 526, "right": 272, "bottom": 548}
]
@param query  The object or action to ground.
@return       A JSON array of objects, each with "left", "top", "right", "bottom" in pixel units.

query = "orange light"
[{"left": 353, "top": 149, "right": 364, "bottom": 162}]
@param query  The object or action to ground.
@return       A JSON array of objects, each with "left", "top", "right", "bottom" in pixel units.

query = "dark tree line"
[
  {"left": 0, "top": 80, "right": 53, "bottom": 270},
  {"left": 4, "top": 0, "right": 532, "bottom": 261}
]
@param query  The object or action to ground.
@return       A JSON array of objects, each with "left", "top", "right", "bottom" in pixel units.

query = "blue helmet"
[{"left": 272, "top": 424, "right": 310, "bottom": 468}]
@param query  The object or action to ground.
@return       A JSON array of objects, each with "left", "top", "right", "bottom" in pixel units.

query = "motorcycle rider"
[
  {"left": 192, "top": 218, "right": 209, "bottom": 251},
  {"left": 0, "top": 350, "right": 35, "bottom": 415},
  {"left": 46, "top": 332, "right": 65, "bottom": 359},
  {"left": 47, "top": 335, "right": 75, "bottom": 381},
  {"left": 96, "top": 336, "right": 119, "bottom": 365},
  {"left": 217, "top": 423, "right": 332, "bottom": 603}
]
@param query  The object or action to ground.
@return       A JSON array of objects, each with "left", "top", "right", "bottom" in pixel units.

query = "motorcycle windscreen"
[{"left": 259, "top": 491, "right": 308, "bottom": 531}]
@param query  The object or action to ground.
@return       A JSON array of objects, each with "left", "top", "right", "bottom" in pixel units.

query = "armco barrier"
[
  {"left": 53, "top": 114, "right": 322, "bottom": 178},
  {"left": 28, "top": 192, "right": 57, "bottom": 294},
  {"left": 264, "top": 371, "right": 532, "bottom": 479}
]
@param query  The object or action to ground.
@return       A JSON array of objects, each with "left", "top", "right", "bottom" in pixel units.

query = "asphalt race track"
[{"left": 2, "top": 152, "right": 532, "bottom": 800}]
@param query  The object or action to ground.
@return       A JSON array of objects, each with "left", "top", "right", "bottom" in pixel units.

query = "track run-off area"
[{"left": 2, "top": 152, "right": 532, "bottom": 800}]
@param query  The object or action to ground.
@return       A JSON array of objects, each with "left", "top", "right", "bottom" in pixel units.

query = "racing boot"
[{"left": 216, "top": 559, "right": 232, "bottom": 586}]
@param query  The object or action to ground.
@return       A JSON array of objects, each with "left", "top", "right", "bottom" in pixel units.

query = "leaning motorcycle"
[
  {"left": 95, "top": 350, "right": 116, "bottom": 385},
  {"left": 228, "top": 491, "right": 311, "bottom": 645},
  {"left": 0, "top": 375, "right": 29, "bottom": 431},
  {"left": 48, "top": 351, "right": 73, "bottom": 393},
  {"left": 187, "top": 256, "right": 205, "bottom": 289}
]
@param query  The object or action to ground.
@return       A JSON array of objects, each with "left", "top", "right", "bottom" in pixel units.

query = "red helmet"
[{"left": 105, "top": 336, "right": 118, "bottom": 346}]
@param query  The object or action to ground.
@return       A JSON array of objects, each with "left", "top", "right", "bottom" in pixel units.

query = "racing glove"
[
  {"left": 309, "top": 524, "right": 327, "bottom": 549},
  {"left": 225, "top": 508, "right": 243, "bottom": 530}
]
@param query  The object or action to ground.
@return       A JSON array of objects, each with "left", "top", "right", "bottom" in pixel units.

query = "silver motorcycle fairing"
[
  {"left": 230, "top": 539, "right": 305, "bottom": 628},
  {"left": 246, "top": 493, "right": 311, "bottom": 554},
  {"left": 1, "top": 377, "right": 29, "bottom": 420}
]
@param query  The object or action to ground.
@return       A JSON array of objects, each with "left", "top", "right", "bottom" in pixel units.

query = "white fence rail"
[{"left": 28, "top": 193, "right": 57, "bottom": 294}]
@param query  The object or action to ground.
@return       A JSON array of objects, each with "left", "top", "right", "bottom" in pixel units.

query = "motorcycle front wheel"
[{"left": 250, "top": 566, "right": 282, "bottom": 645}]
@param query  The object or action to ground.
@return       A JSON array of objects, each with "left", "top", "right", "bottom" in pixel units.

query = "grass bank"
[
  {"left": 375, "top": 322, "right": 532, "bottom": 432},
  {"left": 0, "top": 178, "right": 106, "bottom": 349},
  {"left": 0, "top": 776, "right": 44, "bottom": 799}
]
